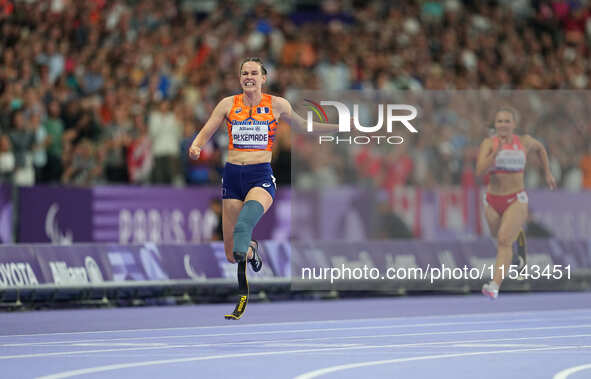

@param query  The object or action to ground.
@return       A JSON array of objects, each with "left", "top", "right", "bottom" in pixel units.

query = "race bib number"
[{"left": 232, "top": 124, "right": 269, "bottom": 149}]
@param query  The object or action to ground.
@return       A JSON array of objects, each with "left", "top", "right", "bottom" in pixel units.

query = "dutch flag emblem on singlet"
[{"left": 257, "top": 107, "right": 270, "bottom": 114}]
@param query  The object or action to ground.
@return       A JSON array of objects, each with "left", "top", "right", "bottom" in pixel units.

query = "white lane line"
[
  {"left": 274, "top": 324, "right": 591, "bottom": 344},
  {"left": 449, "top": 343, "right": 549, "bottom": 348},
  {"left": 263, "top": 343, "right": 362, "bottom": 348},
  {"left": 293, "top": 346, "right": 591, "bottom": 379},
  {"left": 188, "top": 333, "right": 591, "bottom": 349},
  {"left": 36, "top": 344, "right": 591, "bottom": 379},
  {"left": 3, "top": 307, "right": 591, "bottom": 339},
  {"left": 2, "top": 317, "right": 588, "bottom": 347},
  {"left": 0, "top": 345, "right": 188, "bottom": 360},
  {"left": 3, "top": 327, "right": 591, "bottom": 360},
  {"left": 71, "top": 343, "right": 168, "bottom": 347},
  {"left": 554, "top": 363, "right": 591, "bottom": 379},
  {"left": 5, "top": 333, "right": 591, "bottom": 362}
]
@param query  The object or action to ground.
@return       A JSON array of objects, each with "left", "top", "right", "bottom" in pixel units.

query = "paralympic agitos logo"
[{"left": 305, "top": 99, "right": 418, "bottom": 145}]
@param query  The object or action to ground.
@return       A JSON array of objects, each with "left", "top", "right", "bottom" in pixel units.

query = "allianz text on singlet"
[{"left": 227, "top": 94, "right": 278, "bottom": 151}]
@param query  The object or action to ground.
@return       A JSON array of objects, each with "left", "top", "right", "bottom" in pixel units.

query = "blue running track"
[{"left": 1, "top": 292, "right": 591, "bottom": 379}]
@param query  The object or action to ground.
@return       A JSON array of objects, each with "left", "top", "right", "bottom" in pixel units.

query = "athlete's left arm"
[
  {"left": 272, "top": 96, "right": 340, "bottom": 133},
  {"left": 523, "top": 134, "right": 556, "bottom": 190}
]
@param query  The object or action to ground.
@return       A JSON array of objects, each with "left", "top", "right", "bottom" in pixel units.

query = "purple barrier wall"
[
  {"left": 15, "top": 185, "right": 591, "bottom": 243},
  {"left": 293, "top": 187, "right": 591, "bottom": 240},
  {"left": 527, "top": 190, "right": 591, "bottom": 239},
  {"left": 292, "top": 188, "right": 373, "bottom": 241},
  {"left": 19, "top": 186, "right": 92, "bottom": 243},
  {"left": 17, "top": 186, "right": 289, "bottom": 244},
  {"left": 291, "top": 238, "right": 591, "bottom": 290},
  {"left": 0, "top": 241, "right": 291, "bottom": 288},
  {"left": 0, "top": 239, "right": 589, "bottom": 289},
  {"left": 0, "top": 246, "right": 43, "bottom": 286},
  {"left": 291, "top": 239, "right": 591, "bottom": 273},
  {"left": 92, "top": 186, "right": 221, "bottom": 244},
  {"left": 0, "top": 184, "right": 12, "bottom": 243}
]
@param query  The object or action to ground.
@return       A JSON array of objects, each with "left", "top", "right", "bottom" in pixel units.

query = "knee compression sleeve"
[{"left": 233, "top": 200, "right": 264, "bottom": 257}]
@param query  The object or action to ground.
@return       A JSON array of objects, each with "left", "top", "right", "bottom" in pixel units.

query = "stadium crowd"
[{"left": 1, "top": 0, "right": 591, "bottom": 190}]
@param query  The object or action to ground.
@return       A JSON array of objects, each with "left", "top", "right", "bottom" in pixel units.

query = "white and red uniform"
[{"left": 484, "top": 134, "right": 528, "bottom": 215}]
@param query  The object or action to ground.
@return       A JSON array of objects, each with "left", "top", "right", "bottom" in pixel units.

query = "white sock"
[{"left": 488, "top": 281, "right": 499, "bottom": 291}]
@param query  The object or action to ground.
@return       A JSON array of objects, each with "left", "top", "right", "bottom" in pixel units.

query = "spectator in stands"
[
  {"left": 62, "top": 101, "right": 81, "bottom": 131},
  {"left": 0, "top": 135, "right": 14, "bottom": 183},
  {"left": 127, "top": 114, "right": 153, "bottom": 185},
  {"left": 71, "top": 107, "right": 101, "bottom": 145},
  {"left": 102, "top": 105, "right": 132, "bottom": 183},
  {"left": 9, "top": 110, "right": 35, "bottom": 186},
  {"left": 23, "top": 87, "right": 46, "bottom": 121},
  {"left": 62, "top": 139, "right": 102, "bottom": 186},
  {"left": 203, "top": 198, "right": 223, "bottom": 241},
  {"left": 43, "top": 100, "right": 64, "bottom": 183},
  {"left": 148, "top": 99, "right": 181, "bottom": 184},
  {"left": 31, "top": 113, "right": 49, "bottom": 183},
  {"left": 0, "top": 0, "right": 590, "bottom": 191}
]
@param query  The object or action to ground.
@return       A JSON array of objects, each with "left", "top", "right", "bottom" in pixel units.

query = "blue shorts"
[{"left": 222, "top": 162, "right": 276, "bottom": 201}]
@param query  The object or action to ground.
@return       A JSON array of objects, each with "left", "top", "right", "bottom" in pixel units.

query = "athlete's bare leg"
[
  {"left": 484, "top": 203, "right": 502, "bottom": 237},
  {"left": 492, "top": 202, "right": 528, "bottom": 286},
  {"left": 223, "top": 199, "right": 243, "bottom": 263}
]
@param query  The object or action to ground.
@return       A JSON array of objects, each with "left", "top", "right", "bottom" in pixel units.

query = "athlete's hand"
[
  {"left": 545, "top": 172, "right": 557, "bottom": 190},
  {"left": 189, "top": 144, "right": 201, "bottom": 160}
]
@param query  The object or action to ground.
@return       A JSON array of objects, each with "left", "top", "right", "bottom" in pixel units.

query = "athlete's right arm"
[
  {"left": 475, "top": 138, "right": 498, "bottom": 177},
  {"left": 189, "top": 97, "right": 233, "bottom": 160}
]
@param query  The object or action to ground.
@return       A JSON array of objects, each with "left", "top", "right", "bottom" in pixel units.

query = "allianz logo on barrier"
[{"left": 49, "top": 256, "right": 103, "bottom": 285}]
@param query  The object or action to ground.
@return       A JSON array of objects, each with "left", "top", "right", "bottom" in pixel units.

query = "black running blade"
[
  {"left": 225, "top": 261, "right": 248, "bottom": 320},
  {"left": 224, "top": 295, "right": 248, "bottom": 320}
]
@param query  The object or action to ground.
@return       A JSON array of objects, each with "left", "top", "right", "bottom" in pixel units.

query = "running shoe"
[
  {"left": 481, "top": 282, "right": 499, "bottom": 300},
  {"left": 248, "top": 239, "right": 262, "bottom": 272}
]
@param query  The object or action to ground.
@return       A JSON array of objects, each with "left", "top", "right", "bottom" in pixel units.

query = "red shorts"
[{"left": 484, "top": 191, "right": 528, "bottom": 216}]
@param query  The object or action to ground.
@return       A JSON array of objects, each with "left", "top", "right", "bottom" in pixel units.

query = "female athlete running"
[
  {"left": 189, "top": 57, "right": 337, "bottom": 318},
  {"left": 476, "top": 106, "right": 556, "bottom": 299}
]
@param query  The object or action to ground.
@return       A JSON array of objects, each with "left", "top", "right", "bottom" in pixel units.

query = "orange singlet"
[{"left": 226, "top": 93, "right": 278, "bottom": 151}]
